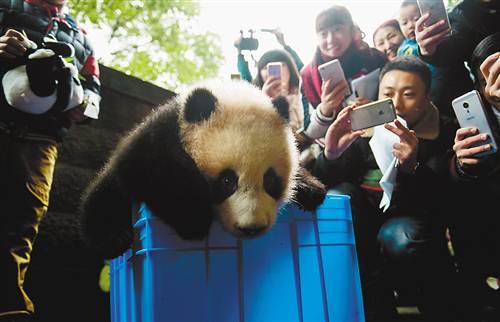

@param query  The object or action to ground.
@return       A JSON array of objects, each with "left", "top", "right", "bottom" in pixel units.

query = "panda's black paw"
[
  {"left": 293, "top": 167, "right": 327, "bottom": 211},
  {"left": 147, "top": 197, "right": 214, "bottom": 241},
  {"left": 165, "top": 207, "right": 214, "bottom": 241},
  {"left": 87, "top": 228, "right": 133, "bottom": 259},
  {"left": 173, "top": 221, "right": 213, "bottom": 240}
]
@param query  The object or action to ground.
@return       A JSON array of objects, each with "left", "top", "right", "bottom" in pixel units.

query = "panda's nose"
[{"left": 235, "top": 225, "right": 267, "bottom": 237}]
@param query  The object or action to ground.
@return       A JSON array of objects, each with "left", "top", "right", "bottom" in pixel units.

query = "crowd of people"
[
  {"left": 0, "top": 0, "right": 499, "bottom": 321},
  {"left": 234, "top": 1, "right": 499, "bottom": 321}
]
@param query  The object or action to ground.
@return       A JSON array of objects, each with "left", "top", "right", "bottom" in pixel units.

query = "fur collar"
[{"left": 411, "top": 101, "right": 440, "bottom": 140}]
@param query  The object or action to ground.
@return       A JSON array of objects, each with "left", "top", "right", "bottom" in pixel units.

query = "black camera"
[
  {"left": 239, "top": 37, "right": 259, "bottom": 51},
  {"left": 463, "top": 102, "right": 469, "bottom": 108}
]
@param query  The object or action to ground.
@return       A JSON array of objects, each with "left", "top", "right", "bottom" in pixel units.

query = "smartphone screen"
[{"left": 267, "top": 62, "right": 282, "bottom": 79}]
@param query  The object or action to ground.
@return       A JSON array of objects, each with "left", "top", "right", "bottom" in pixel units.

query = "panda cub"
[{"left": 81, "top": 80, "right": 326, "bottom": 258}]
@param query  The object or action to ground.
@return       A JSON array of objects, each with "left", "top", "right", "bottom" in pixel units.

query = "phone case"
[
  {"left": 452, "top": 90, "right": 498, "bottom": 157},
  {"left": 350, "top": 98, "right": 396, "bottom": 131},
  {"left": 318, "top": 59, "right": 351, "bottom": 96},
  {"left": 417, "top": 0, "right": 451, "bottom": 34}
]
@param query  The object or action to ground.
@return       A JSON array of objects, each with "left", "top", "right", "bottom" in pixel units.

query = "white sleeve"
[{"left": 303, "top": 104, "right": 336, "bottom": 139}]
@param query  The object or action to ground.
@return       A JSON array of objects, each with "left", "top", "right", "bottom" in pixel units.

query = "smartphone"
[
  {"left": 318, "top": 59, "right": 351, "bottom": 96},
  {"left": 267, "top": 62, "right": 282, "bottom": 79},
  {"left": 452, "top": 90, "right": 498, "bottom": 157},
  {"left": 350, "top": 98, "right": 397, "bottom": 131},
  {"left": 417, "top": 0, "right": 451, "bottom": 35}
]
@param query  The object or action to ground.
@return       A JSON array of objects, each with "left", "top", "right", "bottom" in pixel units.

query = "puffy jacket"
[{"left": 0, "top": 0, "right": 100, "bottom": 141}]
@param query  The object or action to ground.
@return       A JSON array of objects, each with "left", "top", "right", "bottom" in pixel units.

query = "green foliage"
[
  {"left": 67, "top": 0, "right": 223, "bottom": 90},
  {"left": 447, "top": 0, "right": 460, "bottom": 6}
]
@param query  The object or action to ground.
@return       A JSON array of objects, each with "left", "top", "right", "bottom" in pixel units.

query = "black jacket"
[{"left": 313, "top": 111, "right": 458, "bottom": 216}]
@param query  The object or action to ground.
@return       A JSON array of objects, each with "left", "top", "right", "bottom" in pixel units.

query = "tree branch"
[{"left": 108, "top": 16, "right": 121, "bottom": 42}]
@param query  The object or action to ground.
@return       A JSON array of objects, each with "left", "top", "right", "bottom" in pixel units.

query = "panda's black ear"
[
  {"left": 184, "top": 88, "right": 218, "bottom": 123},
  {"left": 271, "top": 96, "right": 290, "bottom": 121}
]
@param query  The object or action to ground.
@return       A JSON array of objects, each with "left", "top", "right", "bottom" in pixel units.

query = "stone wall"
[{"left": 25, "top": 65, "right": 175, "bottom": 322}]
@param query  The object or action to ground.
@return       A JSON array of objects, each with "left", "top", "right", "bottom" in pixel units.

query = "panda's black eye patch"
[
  {"left": 264, "top": 168, "right": 283, "bottom": 200},
  {"left": 212, "top": 169, "right": 238, "bottom": 203}
]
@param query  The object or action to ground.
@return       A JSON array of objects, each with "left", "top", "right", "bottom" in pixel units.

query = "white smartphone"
[
  {"left": 417, "top": 0, "right": 451, "bottom": 36},
  {"left": 351, "top": 68, "right": 380, "bottom": 101},
  {"left": 267, "top": 62, "right": 282, "bottom": 79},
  {"left": 452, "top": 90, "right": 498, "bottom": 158},
  {"left": 350, "top": 98, "right": 397, "bottom": 131},
  {"left": 318, "top": 59, "right": 351, "bottom": 96}
]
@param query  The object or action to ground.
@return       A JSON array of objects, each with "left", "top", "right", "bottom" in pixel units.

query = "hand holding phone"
[
  {"left": 318, "top": 59, "right": 351, "bottom": 97},
  {"left": 323, "top": 106, "right": 365, "bottom": 160},
  {"left": 452, "top": 90, "right": 498, "bottom": 157},
  {"left": 417, "top": 0, "right": 451, "bottom": 36},
  {"left": 263, "top": 62, "right": 283, "bottom": 98},
  {"left": 349, "top": 98, "right": 397, "bottom": 131}
]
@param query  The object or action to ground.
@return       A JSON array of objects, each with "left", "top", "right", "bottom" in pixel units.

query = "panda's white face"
[{"left": 180, "top": 81, "right": 298, "bottom": 238}]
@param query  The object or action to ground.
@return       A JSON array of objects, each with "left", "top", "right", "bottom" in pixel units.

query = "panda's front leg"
[
  {"left": 80, "top": 168, "right": 134, "bottom": 259},
  {"left": 139, "top": 158, "right": 215, "bottom": 241},
  {"left": 293, "top": 167, "right": 327, "bottom": 211}
]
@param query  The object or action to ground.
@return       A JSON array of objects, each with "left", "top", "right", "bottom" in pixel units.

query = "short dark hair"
[
  {"left": 373, "top": 19, "right": 403, "bottom": 44},
  {"left": 379, "top": 56, "right": 432, "bottom": 93},
  {"left": 315, "top": 5, "right": 354, "bottom": 33},
  {"left": 470, "top": 32, "right": 500, "bottom": 81},
  {"left": 253, "top": 49, "right": 300, "bottom": 90}
]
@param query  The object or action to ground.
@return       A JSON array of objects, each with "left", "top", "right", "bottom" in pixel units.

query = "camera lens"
[{"left": 463, "top": 102, "right": 469, "bottom": 108}]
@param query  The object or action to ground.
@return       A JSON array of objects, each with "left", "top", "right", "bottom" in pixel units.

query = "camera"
[
  {"left": 239, "top": 37, "right": 259, "bottom": 51},
  {"left": 236, "top": 29, "right": 259, "bottom": 51},
  {"left": 463, "top": 102, "right": 469, "bottom": 108}
]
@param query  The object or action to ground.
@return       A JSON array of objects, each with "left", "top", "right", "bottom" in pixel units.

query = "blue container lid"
[
  {"left": 316, "top": 194, "right": 352, "bottom": 221},
  {"left": 319, "top": 193, "right": 350, "bottom": 209}
]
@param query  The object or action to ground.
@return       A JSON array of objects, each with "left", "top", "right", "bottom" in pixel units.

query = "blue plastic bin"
[{"left": 110, "top": 193, "right": 365, "bottom": 322}]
